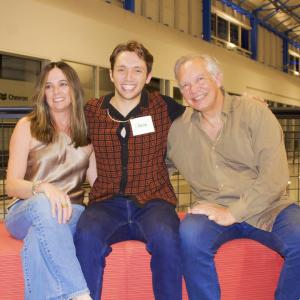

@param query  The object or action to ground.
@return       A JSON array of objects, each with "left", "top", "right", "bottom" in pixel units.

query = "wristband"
[{"left": 32, "top": 180, "right": 43, "bottom": 196}]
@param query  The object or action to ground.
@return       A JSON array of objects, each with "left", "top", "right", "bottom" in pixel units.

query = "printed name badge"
[{"left": 130, "top": 116, "right": 155, "bottom": 136}]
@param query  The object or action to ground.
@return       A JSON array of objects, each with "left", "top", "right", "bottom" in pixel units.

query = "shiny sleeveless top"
[{"left": 23, "top": 133, "right": 90, "bottom": 204}]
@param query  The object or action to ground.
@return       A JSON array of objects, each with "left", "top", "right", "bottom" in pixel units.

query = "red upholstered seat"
[
  {"left": 0, "top": 222, "right": 283, "bottom": 300},
  {"left": 215, "top": 239, "right": 283, "bottom": 300},
  {"left": 0, "top": 222, "right": 23, "bottom": 300},
  {"left": 102, "top": 240, "right": 157, "bottom": 300}
]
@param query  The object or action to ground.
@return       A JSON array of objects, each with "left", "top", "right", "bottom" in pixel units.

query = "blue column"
[
  {"left": 282, "top": 37, "right": 288, "bottom": 73},
  {"left": 124, "top": 0, "right": 134, "bottom": 13},
  {"left": 250, "top": 17, "right": 258, "bottom": 60},
  {"left": 202, "top": 0, "right": 211, "bottom": 42}
]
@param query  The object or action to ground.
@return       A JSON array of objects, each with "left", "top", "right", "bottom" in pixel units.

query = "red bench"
[{"left": 0, "top": 222, "right": 283, "bottom": 300}]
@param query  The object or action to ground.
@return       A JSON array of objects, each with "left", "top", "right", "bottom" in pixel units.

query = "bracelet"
[{"left": 32, "top": 180, "right": 43, "bottom": 196}]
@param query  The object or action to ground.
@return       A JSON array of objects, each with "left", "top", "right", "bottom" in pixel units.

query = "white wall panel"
[
  {"left": 264, "top": 29, "right": 271, "bottom": 66},
  {"left": 257, "top": 25, "right": 265, "bottom": 64},
  {"left": 174, "top": 0, "right": 189, "bottom": 33},
  {"left": 189, "top": 0, "right": 202, "bottom": 37},
  {"left": 159, "top": 0, "right": 175, "bottom": 28},
  {"left": 102, "top": 0, "right": 123, "bottom": 8},
  {"left": 276, "top": 35, "right": 283, "bottom": 70},
  {"left": 142, "top": 0, "right": 159, "bottom": 22},
  {"left": 270, "top": 32, "right": 276, "bottom": 68},
  {"left": 134, "top": 0, "right": 143, "bottom": 16}
]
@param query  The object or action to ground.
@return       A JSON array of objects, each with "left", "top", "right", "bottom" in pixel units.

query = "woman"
[{"left": 5, "top": 61, "right": 96, "bottom": 300}]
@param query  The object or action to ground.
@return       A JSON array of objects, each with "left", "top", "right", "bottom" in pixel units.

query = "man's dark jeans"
[
  {"left": 180, "top": 204, "right": 300, "bottom": 300},
  {"left": 75, "top": 196, "right": 182, "bottom": 300}
]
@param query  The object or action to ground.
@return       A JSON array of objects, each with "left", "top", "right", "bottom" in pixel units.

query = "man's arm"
[
  {"left": 165, "top": 154, "right": 178, "bottom": 177},
  {"left": 189, "top": 102, "right": 288, "bottom": 227},
  {"left": 227, "top": 103, "right": 289, "bottom": 223},
  {"left": 162, "top": 95, "right": 186, "bottom": 121}
]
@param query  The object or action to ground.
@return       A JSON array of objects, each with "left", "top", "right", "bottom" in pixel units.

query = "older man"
[{"left": 167, "top": 54, "right": 300, "bottom": 300}]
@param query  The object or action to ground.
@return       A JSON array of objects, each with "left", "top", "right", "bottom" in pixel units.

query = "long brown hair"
[{"left": 28, "top": 61, "right": 88, "bottom": 147}]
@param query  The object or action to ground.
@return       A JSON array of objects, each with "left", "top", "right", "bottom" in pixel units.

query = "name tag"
[{"left": 130, "top": 116, "right": 155, "bottom": 136}]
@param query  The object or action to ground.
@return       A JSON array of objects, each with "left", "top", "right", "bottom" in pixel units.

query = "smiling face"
[
  {"left": 177, "top": 58, "right": 223, "bottom": 114},
  {"left": 44, "top": 67, "right": 72, "bottom": 113},
  {"left": 110, "top": 51, "right": 152, "bottom": 103}
]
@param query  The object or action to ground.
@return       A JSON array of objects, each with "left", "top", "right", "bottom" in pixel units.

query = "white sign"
[{"left": 130, "top": 116, "right": 155, "bottom": 136}]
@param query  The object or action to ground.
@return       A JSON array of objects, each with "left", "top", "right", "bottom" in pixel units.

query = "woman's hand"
[{"left": 38, "top": 182, "right": 72, "bottom": 224}]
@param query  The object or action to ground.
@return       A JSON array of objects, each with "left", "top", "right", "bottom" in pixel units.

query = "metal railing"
[
  {"left": 275, "top": 107, "right": 300, "bottom": 205},
  {"left": 0, "top": 107, "right": 32, "bottom": 219},
  {"left": 1, "top": 106, "right": 300, "bottom": 219}
]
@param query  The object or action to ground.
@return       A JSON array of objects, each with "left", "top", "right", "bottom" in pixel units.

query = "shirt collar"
[
  {"left": 190, "top": 91, "right": 234, "bottom": 122},
  {"left": 100, "top": 89, "right": 149, "bottom": 110}
]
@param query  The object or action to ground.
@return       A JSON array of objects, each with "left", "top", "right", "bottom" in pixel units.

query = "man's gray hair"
[{"left": 174, "top": 54, "right": 222, "bottom": 81}]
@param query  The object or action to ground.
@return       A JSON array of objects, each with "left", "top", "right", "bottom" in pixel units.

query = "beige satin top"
[{"left": 10, "top": 133, "right": 90, "bottom": 206}]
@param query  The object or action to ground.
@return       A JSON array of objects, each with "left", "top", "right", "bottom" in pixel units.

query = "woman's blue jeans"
[
  {"left": 5, "top": 194, "right": 89, "bottom": 300},
  {"left": 74, "top": 196, "right": 182, "bottom": 300},
  {"left": 180, "top": 204, "right": 300, "bottom": 300}
]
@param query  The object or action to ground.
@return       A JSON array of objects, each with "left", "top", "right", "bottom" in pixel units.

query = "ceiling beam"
[{"left": 218, "top": 0, "right": 300, "bottom": 49}]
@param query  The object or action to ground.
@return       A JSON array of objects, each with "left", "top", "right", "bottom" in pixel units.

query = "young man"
[
  {"left": 167, "top": 54, "right": 300, "bottom": 300},
  {"left": 75, "top": 41, "right": 185, "bottom": 300}
]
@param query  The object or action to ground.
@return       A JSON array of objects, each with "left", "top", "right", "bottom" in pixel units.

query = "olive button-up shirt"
[{"left": 167, "top": 94, "right": 294, "bottom": 231}]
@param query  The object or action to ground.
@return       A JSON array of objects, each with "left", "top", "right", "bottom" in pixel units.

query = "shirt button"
[
  {"left": 220, "top": 183, "right": 224, "bottom": 188},
  {"left": 212, "top": 146, "right": 215, "bottom": 150},
  {"left": 215, "top": 165, "right": 218, "bottom": 169}
]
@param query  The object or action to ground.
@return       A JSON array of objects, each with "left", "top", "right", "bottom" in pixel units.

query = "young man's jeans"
[
  {"left": 5, "top": 194, "right": 89, "bottom": 300},
  {"left": 180, "top": 204, "right": 300, "bottom": 300},
  {"left": 74, "top": 196, "right": 182, "bottom": 300}
]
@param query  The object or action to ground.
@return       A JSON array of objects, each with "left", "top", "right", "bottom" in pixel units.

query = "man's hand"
[
  {"left": 242, "top": 92, "right": 268, "bottom": 107},
  {"left": 188, "top": 202, "right": 236, "bottom": 226}
]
